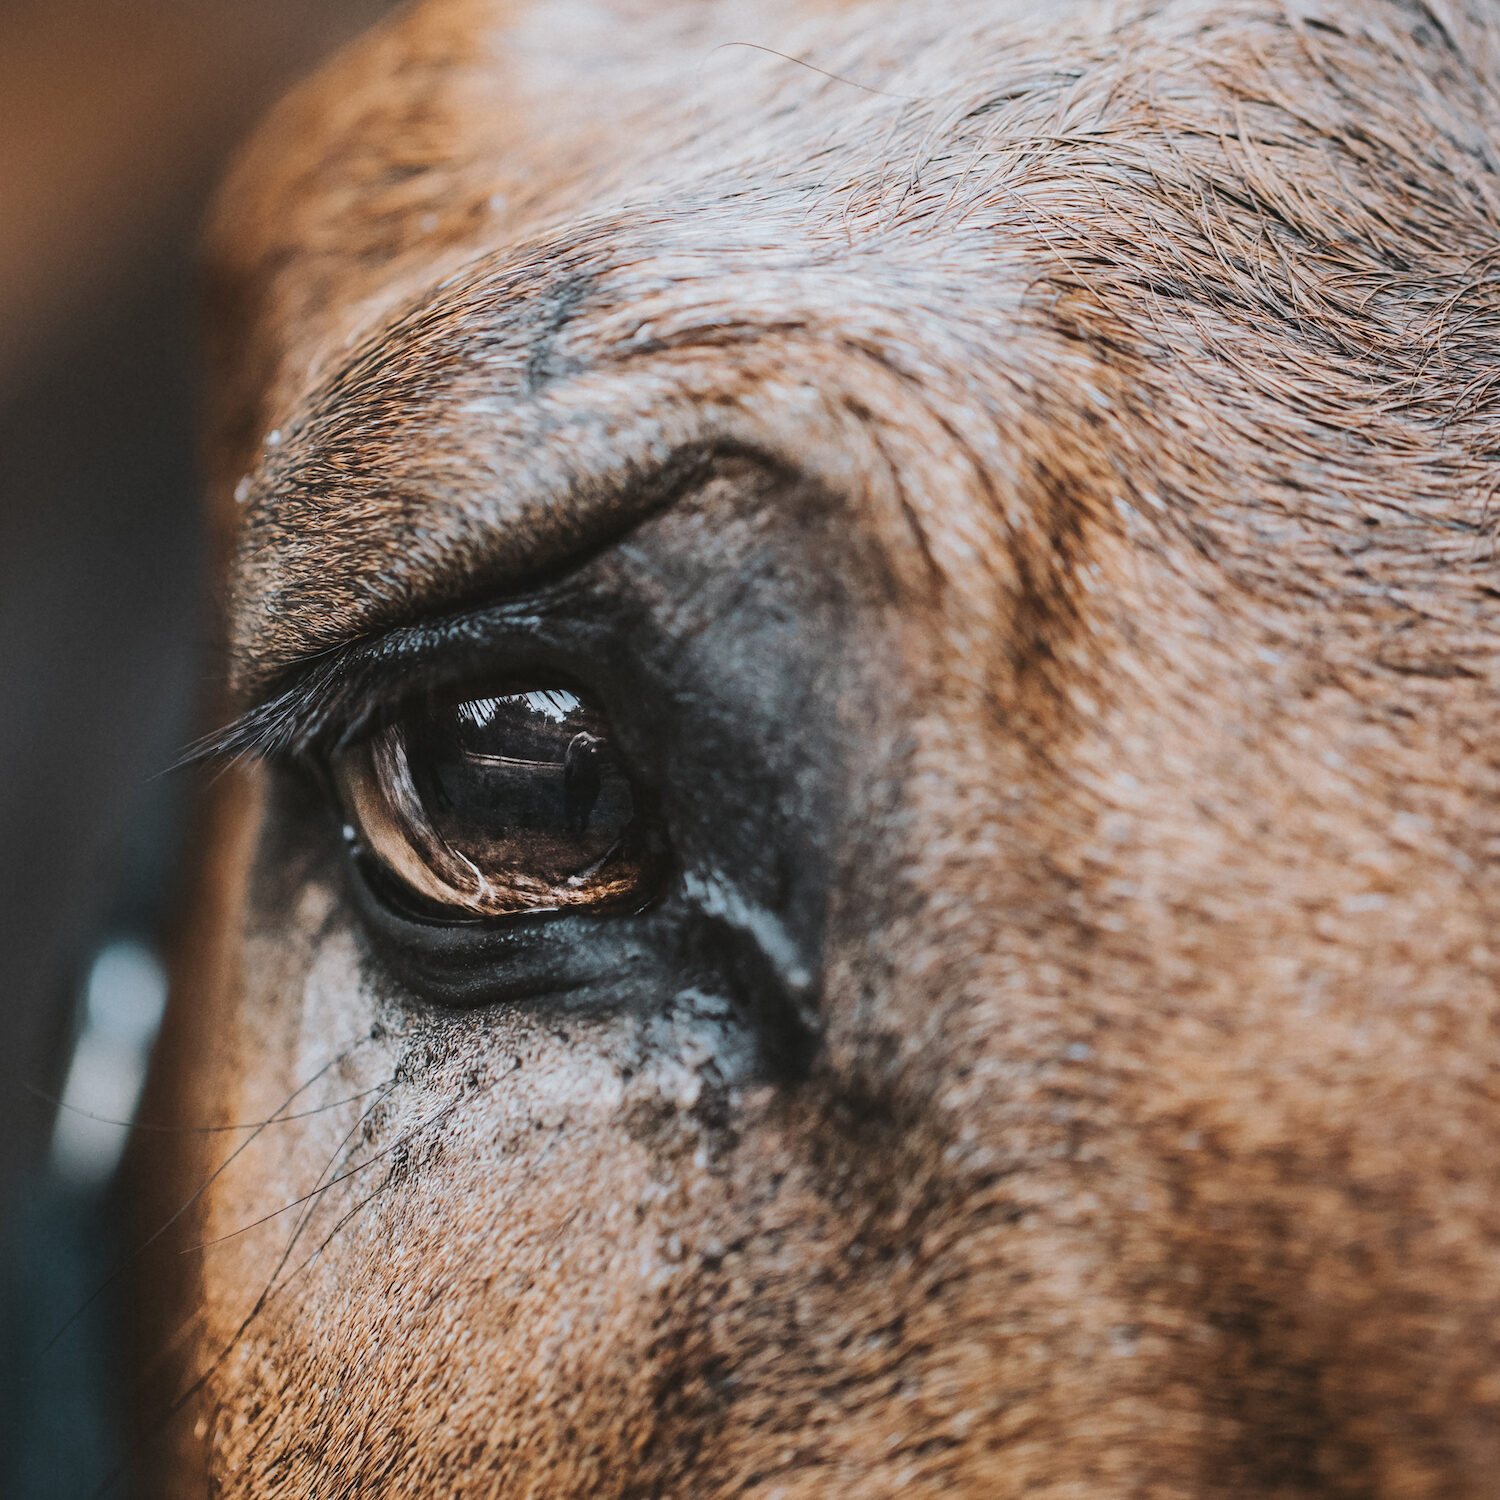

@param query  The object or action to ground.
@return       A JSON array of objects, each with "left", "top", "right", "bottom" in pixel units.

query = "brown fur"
[{"left": 141, "top": 0, "right": 1500, "bottom": 1493}]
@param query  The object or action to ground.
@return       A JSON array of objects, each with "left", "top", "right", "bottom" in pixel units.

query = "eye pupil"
[
  {"left": 416, "top": 690, "right": 634, "bottom": 877},
  {"left": 335, "top": 686, "right": 660, "bottom": 917}
]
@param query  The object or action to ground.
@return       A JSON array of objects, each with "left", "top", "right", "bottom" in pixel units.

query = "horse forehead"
[
  {"left": 207, "top": 0, "right": 1489, "bottom": 469},
  {"left": 204, "top": 0, "right": 1125, "bottom": 472},
  {"left": 210, "top": 0, "right": 1500, "bottom": 697}
]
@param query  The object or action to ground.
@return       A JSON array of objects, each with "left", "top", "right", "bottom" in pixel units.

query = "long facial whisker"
[
  {"left": 259, "top": 1089, "right": 466, "bottom": 1296},
  {"left": 222, "top": 1166, "right": 411, "bottom": 1481},
  {"left": 78, "top": 1038, "right": 391, "bottom": 1499},
  {"left": 142, "top": 1089, "right": 468, "bottom": 1488},
  {"left": 183, "top": 1082, "right": 407, "bottom": 1254},
  {"left": 135, "top": 1068, "right": 531, "bottom": 1495},
  {"left": 44, "top": 1035, "right": 379, "bottom": 1356},
  {"left": 232, "top": 1075, "right": 520, "bottom": 1489},
  {"left": 115, "top": 1069, "right": 397, "bottom": 1407},
  {"left": 27, "top": 1077, "right": 395, "bottom": 1134}
]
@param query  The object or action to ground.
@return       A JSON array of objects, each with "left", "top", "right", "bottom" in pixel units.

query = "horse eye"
[{"left": 332, "top": 687, "right": 662, "bottom": 918}]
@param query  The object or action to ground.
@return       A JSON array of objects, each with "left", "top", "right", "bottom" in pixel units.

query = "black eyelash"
[
  {"left": 179, "top": 645, "right": 391, "bottom": 768},
  {"left": 180, "top": 601, "right": 567, "bottom": 769},
  {"left": 184, "top": 442, "right": 734, "bottom": 772}
]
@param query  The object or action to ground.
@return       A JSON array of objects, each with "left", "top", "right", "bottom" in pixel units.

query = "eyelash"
[
  {"left": 196, "top": 657, "right": 427, "bottom": 766},
  {"left": 188, "top": 605, "right": 577, "bottom": 770}
]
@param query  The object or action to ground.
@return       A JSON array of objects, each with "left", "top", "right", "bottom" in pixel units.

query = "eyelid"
[
  {"left": 202, "top": 445, "right": 742, "bottom": 771},
  {"left": 185, "top": 594, "right": 594, "bottom": 768},
  {"left": 229, "top": 438, "right": 722, "bottom": 708}
]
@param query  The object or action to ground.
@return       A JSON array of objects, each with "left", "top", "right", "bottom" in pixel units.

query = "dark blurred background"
[{"left": 0, "top": 3, "right": 396, "bottom": 1493}]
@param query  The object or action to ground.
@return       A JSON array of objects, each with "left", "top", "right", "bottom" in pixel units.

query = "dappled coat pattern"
[{"left": 138, "top": 0, "right": 1500, "bottom": 1495}]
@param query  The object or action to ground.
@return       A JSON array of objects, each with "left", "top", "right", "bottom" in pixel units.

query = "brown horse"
[{"left": 138, "top": 0, "right": 1500, "bottom": 1493}]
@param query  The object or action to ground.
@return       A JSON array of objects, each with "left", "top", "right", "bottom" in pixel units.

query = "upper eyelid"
[
  {"left": 195, "top": 441, "right": 770, "bottom": 770},
  {"left": 228, "top": 435, "right": 726, "bottom": 705},
  {"left": 183, "top": 597, "right": 577, "bottom": 768}
]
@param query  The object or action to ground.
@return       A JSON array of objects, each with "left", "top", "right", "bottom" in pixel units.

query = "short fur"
[{"left": 139, "top": 1, "right": 1500, "bottom": 1494}]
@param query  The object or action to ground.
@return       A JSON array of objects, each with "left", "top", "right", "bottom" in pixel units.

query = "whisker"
[
  {"left": 26, "top": 1077, "right": 394, "bottom": 1134},
  {"left": 44, "top": 1035, "right": 380, "bottom": 1355},
  {"left": 115, "top": 1066, "right": 520, "bottom": 1496},
  {"left": 87, "top": 1056, "right": 414, "bottom": 1500},
  {"left": 702, "top": 41, "right": 926, "bottom": 102},
  {"left": 259, "top": 1075, "right": 417, "bottom": 1281},
  {"left": 264, "top": 1169, "right": 400, "bottom": 1319},
  {"left": 227, "top": 1167, "right": 407, "bottom": 1479},
  {"left": 183, "top": 1082, "right": 407, "bottom": 1253},
  {"left": 133, "top": 1087, "right": 466, "bottom": 1490}
]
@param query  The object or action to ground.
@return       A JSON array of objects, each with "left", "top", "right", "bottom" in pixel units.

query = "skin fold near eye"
[{"left": 333, "top": 686, "right": 660, "bottom": 917}]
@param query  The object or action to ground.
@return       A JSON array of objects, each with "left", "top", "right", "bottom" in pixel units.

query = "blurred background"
[{"left": 0, "top": 2, "right": 396, "bottom": 1492}]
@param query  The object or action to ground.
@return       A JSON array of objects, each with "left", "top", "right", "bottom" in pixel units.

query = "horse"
[{"left": 135, "top": 0, "right": 1500, "bottom": 1493}]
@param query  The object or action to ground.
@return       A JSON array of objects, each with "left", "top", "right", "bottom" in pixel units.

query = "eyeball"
[{"left": 333, "top": 686, "right": 663, "bottom": 918}]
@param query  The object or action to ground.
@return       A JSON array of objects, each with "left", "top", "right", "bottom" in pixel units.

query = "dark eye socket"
[{"left": 333, "top": 685, "right": 666, "bottom": 919}]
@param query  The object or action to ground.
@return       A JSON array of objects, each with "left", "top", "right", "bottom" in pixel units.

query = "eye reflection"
[{"left": 333, "top": 686, "right": 661, "bottom": 917}]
